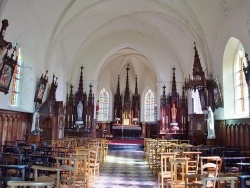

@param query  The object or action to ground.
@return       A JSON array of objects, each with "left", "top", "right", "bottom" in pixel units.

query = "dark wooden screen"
[
  {"left": 215, "top": 119, "right": 250, "bottom": 151},
  {"left": 0, "top": 109, "right": 32, "bottom": 146}
]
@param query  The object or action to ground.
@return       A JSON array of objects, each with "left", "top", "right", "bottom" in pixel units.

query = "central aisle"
[{"left": 92, "top": 150, "right": 158, "bottom": 188}]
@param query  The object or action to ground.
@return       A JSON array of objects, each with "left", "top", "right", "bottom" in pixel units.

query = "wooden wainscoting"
[
  {"left": 0, "top": 109, "right": 32, "bottom": 147},
  {"left": 215, "top": 119, "right": 250, "bottom": 151}
]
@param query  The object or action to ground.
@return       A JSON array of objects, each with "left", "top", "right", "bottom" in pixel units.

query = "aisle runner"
[{"left": 92, "top": 150, "right": 157, "bottom": 188}]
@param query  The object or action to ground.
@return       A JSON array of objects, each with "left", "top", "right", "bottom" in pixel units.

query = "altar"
[{"left": 112, "top": 125, "right": 141, "bottom": 139}]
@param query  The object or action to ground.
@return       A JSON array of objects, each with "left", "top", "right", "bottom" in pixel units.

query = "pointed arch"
[{"left": 223, "top": 37, "right": 249, "bottom": 118}]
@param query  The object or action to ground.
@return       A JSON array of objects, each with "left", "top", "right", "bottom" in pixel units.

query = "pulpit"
[
  {"left": 188, "top": 114, "right": 207, "bottom": 145},
  {"left": 27, "top": 135, "right": 40, "bottom": 144}
]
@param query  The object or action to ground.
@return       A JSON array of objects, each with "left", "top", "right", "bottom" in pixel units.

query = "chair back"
[
  {"left": 201, "top": 176, "right": 237, "bottom": 188},
  {"left": 169, "top": 158, "right": 189, "bottom": 187},
  {"left": 160, "top": 152, "right": 177, "bottom": 174}
]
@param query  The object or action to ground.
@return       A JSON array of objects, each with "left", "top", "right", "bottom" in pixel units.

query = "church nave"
[{"left": 92, "top": 150, "right": 157, "bottom": 188}]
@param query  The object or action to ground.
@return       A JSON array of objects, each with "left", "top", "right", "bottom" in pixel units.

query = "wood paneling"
[
  {"left": 0, "top": 109, "right": 32, "bottom": 146},
  {"left": 215, "top": 119, "right": 250, "bottom": 151}
]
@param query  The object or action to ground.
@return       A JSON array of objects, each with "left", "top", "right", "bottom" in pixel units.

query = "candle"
[
  {"left": 89, "top": 115, "right": 91, "bottom": 121},
  {"left": 166, "top": 116, "right": 168, "bottom": 124},
  {"left": 72, "top": 115, "right": 73, "bottom": 121},
  {"left": 86, "top": 115, "right": 87, "bottom": 122}
]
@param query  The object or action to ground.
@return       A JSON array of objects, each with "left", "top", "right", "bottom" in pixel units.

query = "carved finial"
[{"left": 163, "top": 85, "right": 166, "bottom": 95}]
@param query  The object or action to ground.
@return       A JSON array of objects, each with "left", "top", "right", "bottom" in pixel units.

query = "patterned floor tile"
[{"left": 92, "top": 150, "right": 158, "bottom": 188}]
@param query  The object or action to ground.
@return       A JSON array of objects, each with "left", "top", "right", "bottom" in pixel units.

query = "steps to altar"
[
  {"left": 108, "top": 138, "right": 144, "bottom": 151},
  {"left": 112, "top": 125, "right": 141, "bottom": 139}
]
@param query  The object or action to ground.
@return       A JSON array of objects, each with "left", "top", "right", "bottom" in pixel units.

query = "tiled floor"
[{"left": 92, "top": 150, "right": 158, "bottom": 188}]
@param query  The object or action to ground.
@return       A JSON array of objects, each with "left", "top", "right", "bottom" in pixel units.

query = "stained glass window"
[
  {"left": 235, "top": 48, "right": 248, "bottom": 115},
  {"left": 10, "top": 47, "right": 22, "bottom": 106},
  {"left": 144, "top": 89, "right": 155, "bottom": 122},
  {"left": 98, "top": 88, "right": 109, "bottom": 121}
]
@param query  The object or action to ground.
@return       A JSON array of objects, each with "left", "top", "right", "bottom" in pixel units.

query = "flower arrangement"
[
  {"left": 35, "top": 127, "right": 43, "bottom": 135},
  {"left": 115, "top": 117, "right": 120, "bottom": 123},
  {"left": 75, "top": 124, "right": 82, "bottom": 128},
  {"left": 171, "top": 125, "right": 179, "bottom": 132},
  {"left": 132, "top": 118, "right": 139, "bottom": 124}
]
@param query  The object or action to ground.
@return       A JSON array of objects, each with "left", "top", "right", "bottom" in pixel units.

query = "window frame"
[
  {"left": 234, "top": 48, "right": 248, "bottom": 117},
  {"left": 97, "top": 88, "right": 110, "bottom": 122},
  {"left": 144, "top": 89, "right": 155, "bottom": 122}
]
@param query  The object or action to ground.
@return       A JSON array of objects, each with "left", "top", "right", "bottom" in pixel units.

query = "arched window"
[
  {"left": 144, "top": 89, "right": 155, "bottom": 122},
  {"left": 234, "top": 47, "right": 248, "bottom": 116},
  {"left": 98, "top": 88, "right": 109, "bottom": 121},
  {"left": 11, "top": 47, "right": 22, "bottom": 106}
]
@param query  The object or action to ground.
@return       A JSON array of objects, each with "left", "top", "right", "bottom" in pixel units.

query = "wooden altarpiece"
[
  {"left": 122, "top": 65, "right": 132, "bottom": 125},
  {"left": 113, "top": 71, "right": 140, "bottom": 126},
  {"left": 159, "top": 68, "right": 188, "bottom": 139},
  {"left": 64, "top": 66, "right": 95, "bottom": 138}
]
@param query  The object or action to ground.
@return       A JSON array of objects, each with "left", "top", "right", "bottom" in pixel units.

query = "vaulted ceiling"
[{"left": 1, "top": 0, "right": 249, "bottom": 107}]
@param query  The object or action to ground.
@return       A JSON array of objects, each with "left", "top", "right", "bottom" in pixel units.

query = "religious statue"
[
  {"left": 77, "top": 101, "right": 83, "bottom": 120},
  {"left": 31, "top": 109, "right": 40, "bottom": 134},
  {"left": 171, "top": 103, "right": 177, "bottom": 122},
  {"left": 207, "top": 106, "right": 215, "bottom": 138}
]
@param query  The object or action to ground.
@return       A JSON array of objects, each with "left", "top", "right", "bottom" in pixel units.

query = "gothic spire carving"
[
  {"left": 124, "top": 64, "right": 130, "bottom": 104},
  {"left": 88, "top": 83, "right": 94, "bottom": 105},
  {"left": 134, "top": 75, "right": 139, "bottom": 95},
  {"left": 163, "top": 85, "right": 166, "bottom": 97},
  {"left": 68, "top": 84, "right": 74, "bottom": 105},
  {"left": 48, "top": 73, "right": 58, "bottom": 101},
  {"left": 117, "top": 75, "right": 121, "bottom": 95},
  {"left": 193, "top": 42, "right": 204, "bottom": 76},
  {"left": 181, "top": 86, "right": 187, "bottom": 105},
  {"left": 77, "top": 65, "right": 84, "bottom": 100},
  {"left": 171, "top": 67, "right": 177, "bottom": 95},
  {"left": 114, "top": 75, "right": 122, "bottom": 120}
]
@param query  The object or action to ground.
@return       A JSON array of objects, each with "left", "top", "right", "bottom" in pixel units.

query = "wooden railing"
[
  {"left": 215, "top": 119, "right": 250, "bottom": 150},
  {"left": 0, "top": 109, "right": 32, "bottom": 147}
]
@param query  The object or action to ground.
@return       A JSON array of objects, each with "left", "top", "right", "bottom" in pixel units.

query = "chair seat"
[{"left": 158, "top": 171, "right": 171, "bottom": 177}]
